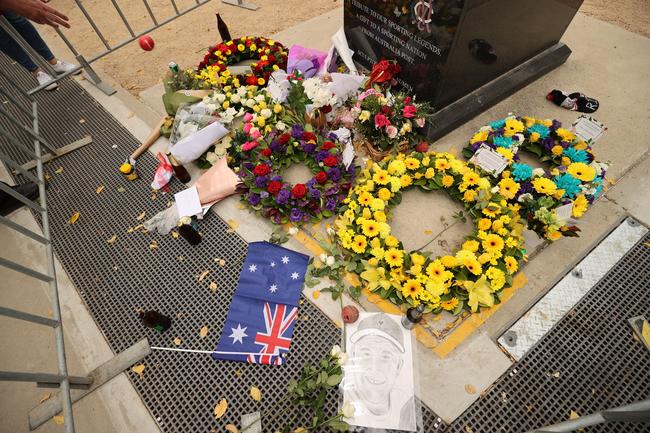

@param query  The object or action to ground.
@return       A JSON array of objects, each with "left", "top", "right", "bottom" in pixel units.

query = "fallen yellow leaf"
[
  {"left": 39, "top": 393, "right": 52, "bottom": 404},
  {"left": 171, "top": 231, "right": 179, "bottom": 239},
  {"left": 173, "top": 337, "right": 182, "bottom": 346},
  {"left": 198, "top": 270, "right": 210, "bottom": 282},
  {"left": 199, "top": 326, "right": 209, "bottom": 338},
  {"left": 106, "top": 235, "right": 117, "bottom": 244},
  {"left": 131, "top": 363, "right": 146, "bottom": 377},
  {"left": 641, "top": 320, "right": 650, "bottom": 346},
  {"left": 53, "top": 414, "right": 64, "bottom": 425},
  {"left": 225, "top": 424, "right": 239, "bottom": 433},
  {"left": 96, "top": 185, "right": 105, "bottom": 194},
  {"left": 464, "top": 384, "right": 476, "bottom": 395},
  {"left": 117, "top": 186, "right": 126, "bottom": 193},
  {"left": 312, "top": 290, "right": 320, "bottom": 299},
  {"left": 55, "top": 167, "right": 64, "bottom": 174},
  {"left": 136, "top": 212, "right": 146, "bottom": 221},
  {"left": 149, "top": 240, "right": 158, "bottom": 250},
  {"left": 464, "top": 426, "right": 474, "bottom": 433},
  {"left": 234, "top": 369, "right": 242, "bottom": 377},
  {"left": 68, "top": 212, "right": 80, "bottom": 225},
  {"left": 219, "top": 259, "right": 226, "bottom": 267},
  {"left": 250, "top": 386, "right": 262, "bottom": 402},
  {"left": 214, "top": 398, "right": 227, "bottom": 419},
  {"left": 569, "top": 410, "right": 580, "bottom": 420},
  {"left": 227, "top": 219, "right": 239, "bottom": 231},
  {"left": 424, "top": 229, "right": 433, "bottom": 235},
  {"left": 209, "top": 281, "right": 218, "bottom": 292}
]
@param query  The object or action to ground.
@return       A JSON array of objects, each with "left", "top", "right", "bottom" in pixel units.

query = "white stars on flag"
[
  {"left": 281, "top": 256, "right": 290, "bottom": 264},
  {"left": 269, "top": 284, "right": 278, "bottom": 293},
  {"left": 270, "top": 261, "right": 276, "bottom": 268},
  {"left": 291, "top": 272, "right": 299, "bottom": 280},
  {"left": 229, "top": 324, "right": 248, "bottom": 344},
  {"left": 248, "top": 264, "right": 257, "bottom": 273}
]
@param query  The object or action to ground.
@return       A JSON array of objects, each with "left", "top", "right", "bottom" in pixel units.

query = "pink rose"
[
  {"left": 243, "top": 122, "right": 252, "bottom": 134},
  {"left": 415, "top": 117, "right": 426, "bottom": 128},
  {"left": 243, "top": 112, "right": 254, "bottom": 122},
  {"left": 374, "top": 113, "right": 391, "bottom": 128},
  {"left": 242, "top": 141, "right": 259, "bottom": 151},
  {"left": 402, "top": 105, "right": 417, "bottom": 118},
  {"left": 385, "top": 125, "right": 398, "bottom": 138},
  {"left": 250, "top": 129, "right": 262, "bottom": 139}
]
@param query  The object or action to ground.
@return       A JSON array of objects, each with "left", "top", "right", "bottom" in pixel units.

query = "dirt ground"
[{"left": 40, "top": 0, "right": 648, "bottom": 96}]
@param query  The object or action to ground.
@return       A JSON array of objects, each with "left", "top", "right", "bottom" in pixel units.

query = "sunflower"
[
  {"left": 435, "top": 158, "right": 450, "bottom": 171},
  {"left": 498, "top": 177, "right": 520, "bottom": 200},
  {"left": 482, "top": 204, "right": 501, "bottom": 218},
  {"left": 441, "top": 175, "right": 454, "bottom": 188},
  {"left": 404, "top": 157, "right": 420, "bottom": 170},
  {"left": 361, "top": 219, "right": 380, "bottom": 238},
  {"left": 400, "top": 174, "right": 413, "bottom": 187},
  {"left": 567, "top": 162, "right": 596, "bottom": 182},
  {"left": 532, "top": 177, "right": 557, "bottom": 195},
  {"left": 358, "top": 192, "right": 373, "bottom": 206},
  {"left": 401, "top": 279, "right": 423, "bottom": 298},
  {"left": 482, "top": 234, "right": 504, "bottom": 253},
  {"left": 441, "top": 297, "right": 459, "bottom": 311},
  {"left": 504, "top": 256, "right": 518, "bottom": 274},
  {"left": 373, "top": 169, "right": 390, "bottom": 185},
  {"left": 351, "top": 235, "right": 367, "bottom": 254},
  {"left": 384, "top": 248, "right": 404, "bottom": 267}
]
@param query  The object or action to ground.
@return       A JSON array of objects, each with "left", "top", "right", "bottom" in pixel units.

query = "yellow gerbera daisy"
[
  {"left": 441, "top": 297, "right": 459, "bottom": 311},
  {"left": 504, "top": 118, "right": 524, "bottom": 136},
  {"left": 404, "top": 157, "right": 420, "bottom": 170},
  {"left": 464, "top": 258, "right": 482, "bottom": 275},
  {"left": 400, "top": 174, "right": 412, "bottom": 187},
  {"left": 441, "top": 175, "right": 454, "bottom": 188},
  {"left": 351, "top": 235, "right": 367, "bottom": 254},
  {"left": 478, "top": 218, "right": 492, "bottom": 231},
  {"left": 358, "top": 191, "right": 373, "bottom": 206},
  {"left": 385, "top": 235, "right": 399, "bottom": 247},
  {"left": 385, "top": 248, "right": 404, "bottom": 267},
  {"left": 373, "top": 169, "right": 390, "bottom": 185},
  {"left": 504, "top": 256, "right": 518, "bottom": 274},
  {"left": 556, "top": 128, "right": 576, "bottom": 142},
  {"left": 567, "top": 163, "right": 596, "bottom": 182},
  {"left": 401, "top": 279, "right": 423, "bottom": 298},
  {"left": 572, "top": 194, "right": 589, "bottom": 218},
  {"left": 470, "top": 130, "right": 488, "bottom": 144},
  {"left": 435, "top": 158, "right": 450, "bottom": 171},
  {"left": 462, "top": 171, "right": 479, "bottom": 185},
  {"left": 498, "top": 177, "right": 520, "bottom": 200},
  {"left": 482, "top": 204, "right": 502, "bottom": 218},
  {"left": 532, "top": 177, "right": 557, "bottom": 195},
  {"left": 387, "top": 160, "right": 406, "bottom": 175},
  {"left": 463, "top": 190, "right": 477, "bottom": 202},
  {"left": 482, "top": 234, "right": 504, "bottom": 253},
  {"left": 361, "top": 219, "right": 380, "bottom": 238},
  {"left": 426, "top": 260, "right": 446, "bottom": 279}
]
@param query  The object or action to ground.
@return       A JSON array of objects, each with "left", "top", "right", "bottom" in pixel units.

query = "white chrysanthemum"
[
  {"left": 260, "top": 108, "right": 272, "bottom": 119},
  {"left": 230, "top": 94, "right": 241, "bottom": 104}
]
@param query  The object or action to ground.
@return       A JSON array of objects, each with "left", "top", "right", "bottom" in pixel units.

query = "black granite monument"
[{"left": 344, "top": 0, "right": 584, "bottom": 138}]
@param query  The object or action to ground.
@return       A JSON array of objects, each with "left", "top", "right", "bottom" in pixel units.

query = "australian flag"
[{"left": 213, "top": 241, "right": 309, "bottom": 365}]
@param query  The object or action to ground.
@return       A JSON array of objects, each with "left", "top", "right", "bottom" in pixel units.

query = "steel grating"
[
  {"left": 0, "top": 55, "right": 445, "bottom": 432},
  {"left": 449, "top": 220, "right": 650, "bottom": 433}
]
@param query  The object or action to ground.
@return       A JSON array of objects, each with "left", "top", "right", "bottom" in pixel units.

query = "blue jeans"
[{"left": 0, "top": 12, "right": 54, "bottom": 72}]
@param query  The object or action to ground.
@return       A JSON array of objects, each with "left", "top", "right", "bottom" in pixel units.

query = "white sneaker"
[
  {"left": 35, "top": 71, "right": 58, "bottom": 91},
  {"left": 51, "top": 60, "right": 81, "bottom": 75}
]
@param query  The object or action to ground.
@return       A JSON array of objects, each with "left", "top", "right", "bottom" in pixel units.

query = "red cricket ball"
[
  {"left": 341, "top": 305, "right": 359, "bottom": 324},
  {"left": 139, "top": 35, "right": 155, "bottom": 51},
  {"left": 415, "top": 141, "right": 429, "bottom": 153}
]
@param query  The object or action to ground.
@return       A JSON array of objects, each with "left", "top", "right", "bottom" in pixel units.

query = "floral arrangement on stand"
[
  {"left": 334, "top": 151, "right": 527, "bottom": 314},
  {"left": 196, "top": 36, "right": 288, "bottom": 88},
  {"left": 237, "top": 123, "right": 356, "bottom": 225},
  {"left": 463, "top": 115, "right": 608, "bottom": 240},
  {"left": 283, "top": 72, "right": 341, "bottom": 128}
]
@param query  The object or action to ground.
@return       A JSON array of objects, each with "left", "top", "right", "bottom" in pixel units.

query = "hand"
[{"left": 0, "top": 0, "right": 70, "bottom": 28}]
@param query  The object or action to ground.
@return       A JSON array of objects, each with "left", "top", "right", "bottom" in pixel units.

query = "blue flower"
[
  {"left": 490, "top": 119, "right": 506, "bottom": 129},
  {"left": 528, "top": 123, "right": 550, "bottom": 139},
  {"left": 512, "top": 163, "right": 533, "bottom": 182},
  {"left": 554, "top": 173, "right": 582, "bottom": 199},
  {"left": 563, "top": 147, "right": 588, "bottom": 163},
  {"left": 493, "top": 135, "right": 514, "bottom": 148}
]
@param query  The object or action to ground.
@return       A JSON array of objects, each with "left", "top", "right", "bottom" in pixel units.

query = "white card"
[
  {"left": 555, "top": 202, "right": 574, "bottom": 222},
  {"left": 572, "top": 115, "right": 606, "bottom": 143},
  {"left": 174, "top": 186, "right": 202, "bottom": 218},
  {"left": 469, "top": 144, "right": 508, "bottom": 176}
]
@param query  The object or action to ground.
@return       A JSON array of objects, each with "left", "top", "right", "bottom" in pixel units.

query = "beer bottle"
[
  {"left": 401, "top": 304, "right": 425, "bottom": 329},
  {"left": 216, "top": 13, "right": 232, "bottom": 42}
]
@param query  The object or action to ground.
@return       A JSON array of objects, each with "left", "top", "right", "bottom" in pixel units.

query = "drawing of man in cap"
[{"left": 346, "top": 312, "right": 416, "bottom": 430}]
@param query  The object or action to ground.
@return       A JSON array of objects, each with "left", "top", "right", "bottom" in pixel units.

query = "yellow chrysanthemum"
[
  {"left": 504, "top": 256, "right": 518, "bottom": 274},
  {"left": 377, "top": 188, "right": 391, "bottom": 201},
  {"left": 499, "top": 177, "right": 520, "bottom": 200},
  {"left": 410, "top": 253, "right": 426, "bottom": 266},
  {"left": 482, "top": 234, "right": 504, "bottom": 253},
  {"left": 441, "top": 297, "right": 459, "bottom": 311},
  {"left": 440, "top": 255, "right": 458, "bottom": 268},
  {"left": 400, "top": 175, "right": 412, "bottom": 187},
  {"left": 504, "top": 118, "right": 524, "bottom": 137},
  {"left": 385, "top": 248, "right": 404, "bottom": 267},
  {"left": 361, "top": 219, "right": 380, "bottom": 238},
  {"left": 351, "top": 235, "right": 367, "bottom": 254},
  {"left": 463, "top": 190, "right": 477, "bottom": 202},
  {"left": 387, "top": 160, "right": 406, "bottom": 175},
  {"left": 441, "top": 175, "right": 454, "bottom": 188},
  {"left": 532, "top": 177, "right": 557, "bottom": 195},
  {"left": 404, "top": 157, "right": 420, "bottom": 170},
  {"left": 370, "top": 198, "right": 385, "bottom": 211},
  {"left": 424, "top": 168, "right": 435, "bottom": 179},
  {"left": 551, "top": 145, "right": 564, "bottom": 156},
  {"left": 567, "top": 163, "right": 596, "bottom": 182},
  {"left": 462, "top": 240, "right": 479, "bottom": 253},
  {"left": 478, "top": 218, "right": 491, "bottom": 231},
  {"left": 572, "top": 194, "right": 589, "bottom": 218},
  {"left": 373, "top": 211, "right": 386, "bottom": 222},
  {"left": 401, "top": 279, "right": 423, "bottom": 298},
  {"left": 530, "top": 132, "right": 540, "bottom": 143},
  {"left": 385, "top": 235, "right": 399, "bottom": 247}
]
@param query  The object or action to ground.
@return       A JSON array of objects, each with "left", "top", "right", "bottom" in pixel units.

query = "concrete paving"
[{"left": 1, "top": 5, "right": 649, "bottom": 430}]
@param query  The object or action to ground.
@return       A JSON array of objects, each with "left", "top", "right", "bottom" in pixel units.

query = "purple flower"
[
  {"left": 306, "top": 178, "right": 316, "bottom": 188},
  {"left": 325, "top": 185, "right": 339, "bottom": 196},
  {"left": 243, "top": 161, "right": 254, "bottom": 171},
  {"left": 541, "top": 137, "right": 555, "bottom": 151},
  {"left": 515, "top": 180, "right": 533, "bottom": 200},
  {"left": 310, "top": 188, "right": 321, "bottom": 199},
  {"left": 271, "top": 175, "right": 282, "bottom": 182},
  {"left": 290, "top": 208, "right": 303, "bottom": 222},
  {"left": 255, "top": 176, "right": 268, "bottom": 188},
  {"left": 272, "top": 214, "right": 281, "bottom": 224},
  {"left": 328, "top": 167, "right": 341, "bottom": 182},
  {"left": 326, "top": 198, "right": 337, "bottom": 211},
  {"left": 269, "top": 139, "right": 281, "bottom": 152},
  {"left": 248, "top": 193, "right": 260, "bottom": 206},
  {"left": 551, "top": 119, "right": 562, "bottom": 131},
  {"left": 470, "top": 141, "right": 485, "bottom": 153},
  {"left": 315, "top": 150, "right": 329, "bottom": 162},
  {"left": 276, "top": 189, "right": 290, "bottom": 205},
  {"left": 303, "top": 143, "right": 316, "bottom": 153},
  {"left": 291, "top": 124, "right": 304, "bottom": 139}
]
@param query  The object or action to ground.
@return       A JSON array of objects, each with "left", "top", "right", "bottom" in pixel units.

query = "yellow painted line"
[{"left": 292, "top": 226, "right": 528, "bottom": 358}]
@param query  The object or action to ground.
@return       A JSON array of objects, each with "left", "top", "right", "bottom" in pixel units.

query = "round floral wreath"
[
  {"left": 238, "top": 124, "right": 356, "bottom": 225},
  {"left": 463, "top": 115, "right": 608, "bottom": 240},
  {"left": 196, "top": 36, "right": 288, "bottom": 88},
  {"left": 335, "top": 151, "right": 526, "bottom": 314}
]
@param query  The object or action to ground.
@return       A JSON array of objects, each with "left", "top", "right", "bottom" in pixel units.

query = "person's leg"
[
  {"left": 3, "top": 11, "right": 56, "bottom": 64},
  {"left": 0, "top": 14, "right": 41, "bottom": 72}
]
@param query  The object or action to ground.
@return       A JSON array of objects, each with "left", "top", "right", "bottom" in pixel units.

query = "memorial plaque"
[{"left": 344, "top": 0, "right": 584, "bottom": 131}]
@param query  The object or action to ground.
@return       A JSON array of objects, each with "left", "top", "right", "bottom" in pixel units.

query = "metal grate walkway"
[{"left": 0, "top": 55, "right": 445, "bottom": 432}]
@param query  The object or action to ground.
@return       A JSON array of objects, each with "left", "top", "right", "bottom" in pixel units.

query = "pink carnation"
[
  {"left": 243, "top": 112, "right": 254, "bottom": 122},
  {"left": 374, "top": 113, "right": 391, "bottom": 128},
  {"left": 242, "top": 141, "right": 259, "bottom": 151},
  {"left": 402, "top": 105, "right": 417, "bottom": 118},
  {"left": 385, "top": 125, "right": 398, "bottom": 139},
  {"left": 243, "top": 122, "right": 253, "bottom": 134},
  {"left": 250, "top": 129, "right": 262, "bottom": 139}
]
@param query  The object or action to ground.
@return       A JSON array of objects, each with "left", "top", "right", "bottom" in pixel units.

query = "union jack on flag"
[{"left": 213, "top": 242, "right": 308, "bottom": 365}]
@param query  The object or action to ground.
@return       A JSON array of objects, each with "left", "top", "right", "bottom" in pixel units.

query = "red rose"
[
  {"left": 322, "top": 141, "right": 335, "bottom": 151},
  {"left": 402, "top": 104, "right": 417, "bottom": 118},
  {"left": 380, "top": 105, "right": 393, "bottom": 115},
  {"left": 302, "top": 131, "right": 317, "bottom": 142},
  {"left": 267, "top": 55, "right": 276, "bottom": 63},
  {"left": 261, "top": 148, "right": 272, "bottom": 157},
  {"left": 267, "top": 181, "right": 282, "bottom": 195},
  {"left": 245, "top": 75, "right": 258, "bottom": 85},
  {"left": 315, "top": 171, "right": 328, "bottom": 184},
  {"left": 321, "top": 105, "right": 332, "bottom": 114},
  {"left": 323, "top": 155, "right": 338, "bottom": 167},
  {"left": 291, "top": 183, "right": 307, "bottom": 199},
  {"left": 252, "top": 164, "right": 270, "bottom": 176},
  {"left": 278, "top": 133, "right": 291, "bottom": 145}
]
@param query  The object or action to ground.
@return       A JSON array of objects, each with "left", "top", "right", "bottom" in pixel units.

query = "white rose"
[
  {"left": 330, "top": 345, "right": 342, "bottom": 358},
  {"left": 326, "top": 256, "right": 335, "bottom": 266},
  {"left": 337, "top": 352, "right": 349, "bottom": 365},
  {"left": 532, "top": 168, "right": 545, "bottom": 177},
  {"left": 230, "top": 94, "right": 241, "bottom": 104},
  {"left": 341, "top": 402, "right": 355, "bottom": 418},
  {"left": 254, "top": 94, "right": 265, "bottom": 103},
  {"left": 518, "top": 193, "right": 533, "bottom": 203},
  {"left": 261, "top": 108, "right": 272, "bottom": 119},
  {"left": 215, "top": 93, "right": 226, "bottom": 103},
  {"left": 276, "top": 121, "right": 287, "bottom": 131},
  {"left": 245, "top": 98, "right": 256, "bottom": 108},
  {"left": 205, "top": 151, "right": 219, "bottom": 165}
]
